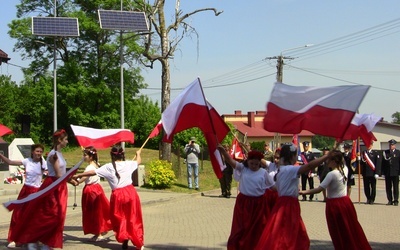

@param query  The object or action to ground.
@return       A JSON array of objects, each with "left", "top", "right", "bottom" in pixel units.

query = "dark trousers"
[
  {"left": 363, "top": 176, "right": 377, "bottom": 202},
  {"left": 301, "top": 173, "right": 314, "bottom": 200},
  {"left": 219, "top": 172, "right": 233, "bottom": 196},
  {"left": 385, "top": 175, "right": 399, "bottom": 203}
]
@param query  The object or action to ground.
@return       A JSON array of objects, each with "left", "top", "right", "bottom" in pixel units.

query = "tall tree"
[
  {"left": 391, "top": 112, "right": 400, "bottom": 124},
  {"left": 137, "top": 0, "right": 223, "bottom": 161}
]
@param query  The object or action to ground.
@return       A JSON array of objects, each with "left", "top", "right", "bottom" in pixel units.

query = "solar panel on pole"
[
  {"left": 98, "top": 10, "right": 149, "bottom": 31},
  {"left": 32, "top": 17, "right": 80, "bottom": 37}
]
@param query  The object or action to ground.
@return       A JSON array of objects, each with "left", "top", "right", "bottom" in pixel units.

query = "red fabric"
[
  {"left": 8, "top": 185, "right": 39, "bottom": 242},
  {"left": 351, "top": 140, "right": 358, "bottom": 164},
  {"left": 263, "top": 83, "right": 370, "bottom": 138},
  {"left": 82, "top": 183, "right": 112, "bottom": 235},
  {"left": 148, "top": 120, "right": 162, "bottom": 138},
  {"left": 161, "top": 79, "right": 230, "bottom": 179},
  {"left": 71, "top": 125, "right": 134, "bottom": 149},
  {"left": 326, "top": 196, "right": 371, "bottom": 250},
  {"left": 0, "top": 124, "right": 13, "bottom": 136},
  {"left": 255, "top": 196, "right": 309, "bottom": 250},
  {"left": 110, "top": 185, "right": 144, "bottom": 248},
  {"left": 230, "top": 138, "right": 245, "bottom": 160},
  {"left": 10, "top": 177, "right": 68, "bottom": 248},
  {"left": 228, "top": 192, "right": 271, "bottom": 250},
  {"left": 265, "top": 188, "right": 278, "bottom": 211}
]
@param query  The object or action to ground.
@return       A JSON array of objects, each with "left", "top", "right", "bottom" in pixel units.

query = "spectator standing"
[
  {"left": 263, "top": 142, "right": 274, "bottom": 162},
  {"left": 382, "top": 139, "right": 400, "bottom": 206},
  {"left": 300, "top": 141, "right": 317, "bottom": 201},
  {"left": 219, "top": 144, "right": 234, "bottom": 198},
  {"left": 184, "top": 137, "right": 201, "bottom": 190}
]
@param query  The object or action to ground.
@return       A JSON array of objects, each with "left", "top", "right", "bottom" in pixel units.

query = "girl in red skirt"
[
  {"left": 74, "top": 146, "right": 112, "bottom": 242},
  {"left": 217, "top": 144, "right": 276, "bottom": 250},
  {"left": 74, "top": 146, "right": 144, "bottom": 250},
  {"left": 256, "top": 143, "right": 329, "bottom": 250},
  {"left": 299, "top": 150, "right": 371, "bottom": 250},
  {"left": 1, "top": 144, "right": 47, "bottom": 248},
  {"left": 11, "top": 129, "right": 72, "bottom": 250}
]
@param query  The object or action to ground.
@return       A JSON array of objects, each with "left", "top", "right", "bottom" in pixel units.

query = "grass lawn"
[{"left": 61, "top": 146, "right": 237, "bottom": 194}]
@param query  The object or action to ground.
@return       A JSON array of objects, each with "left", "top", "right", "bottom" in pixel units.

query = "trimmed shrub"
[{"left": 146, "top": 160, "right": 176, "bottom": 189}]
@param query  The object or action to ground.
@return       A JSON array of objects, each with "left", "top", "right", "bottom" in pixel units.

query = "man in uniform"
[
  {"left": 263, "top": 141, "right": 274, "bottom": 162},
  {"left": 300, "top": 141, "right": 317, "bottom": 201},
  {"left": 361, "top": 141, "right": 382, "bottom": 204},
  {"left": 342, "top": 143, "right": 355, "bottom": 197},
  {"left": 382, "top": 139, "right": 400, "bottom": 206}
]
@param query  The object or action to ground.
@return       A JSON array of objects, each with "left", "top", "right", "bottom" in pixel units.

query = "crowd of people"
[{"left": 2, "top": 132, "right": 399, "bottom": 249}]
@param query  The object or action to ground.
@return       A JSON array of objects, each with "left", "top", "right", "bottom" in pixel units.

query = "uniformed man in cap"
[
  {"left": 342, "top": 143, "right": 355, "bottom": 197},
  {"left": 300, "top": 141, "right": 317, "bottom": 201},
  {"left": 382, "top": 139, "right": 400, "bottom": 205},
  {"left": 361, "top": 140, "right": 382, "bottom": 204},
  {"left": 317, "top": 146, "right": 331, "bottom": 202}
]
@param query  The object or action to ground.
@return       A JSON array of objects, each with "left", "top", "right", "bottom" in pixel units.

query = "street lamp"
[{"left": 276, "top": 44, "right": 313, "bottom": 82}]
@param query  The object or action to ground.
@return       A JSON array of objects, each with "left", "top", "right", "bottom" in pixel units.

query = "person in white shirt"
[
  {"left": 73, "top": 146, "right": 144, "bottom": 250},
  {"left": 299, "top": 150, "right": 371, "bottom": 250}
]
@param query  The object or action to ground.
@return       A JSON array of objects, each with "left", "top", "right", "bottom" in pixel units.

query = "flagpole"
[{"left": 132, "top": 136, "right": 151, "bottom": 160}]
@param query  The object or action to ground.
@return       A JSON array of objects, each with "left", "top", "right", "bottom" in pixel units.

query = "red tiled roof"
[
  {"left": 230, "top": 120, "right": 314, "bottom": 137},
  {"left": 0, "top": 49, "right": 11, "bottom": 64}
]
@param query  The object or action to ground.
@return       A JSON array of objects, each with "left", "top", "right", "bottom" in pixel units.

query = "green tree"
[
  {"left": 391, "top": 112, "right": 400, "bottom": 124},
  {"left": 312, "top": 135, "right": 335, "bottom": 150}
]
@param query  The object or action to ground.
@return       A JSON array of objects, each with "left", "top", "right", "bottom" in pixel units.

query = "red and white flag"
[
  {"left": 162, "top": 78, "right": 230, "bottom": 178},
  {"left": 338, "top": 113, "right": 380, "bottom": 148},
  {"left": 230, "top": 137, "right": 245, "bottom": 160},
  {"left": 3, "top": 159, "right": 84, "bottom": 211},
  {"left": 0, "top": 124, "right": 13, "bottom": 136},
  {"left": 70, "top": 125, "right": 134, "bottom": 149},
  {"left": 148, "top": 120, "right": 163, "bottom": 138},
  {"left": 263, "top": 83, "right": 370, "bottom": 138}
]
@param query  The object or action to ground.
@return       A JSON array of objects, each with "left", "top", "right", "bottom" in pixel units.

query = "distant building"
[
  {"left": 222, "top": 110, "right": 314, "bottom": 151},
  {"left": 0, "top": 49, "right": 11, "bottom": 65}
]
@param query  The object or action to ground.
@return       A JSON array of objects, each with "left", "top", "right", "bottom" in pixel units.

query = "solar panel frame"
[
  {"left": 98, "top": 10, "right": 149, "bottom": 31},
  {"left": 32, "top": 17, "right": 80, "bottom": 37}
]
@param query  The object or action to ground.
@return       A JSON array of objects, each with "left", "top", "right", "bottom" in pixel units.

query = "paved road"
[{"left": 0, "top": 178, "right": 400, "bottom": 249}]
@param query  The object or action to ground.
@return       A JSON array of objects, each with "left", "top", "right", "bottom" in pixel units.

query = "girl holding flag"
[
  {"left": 74, "top": 146, "right": 112, "bottom": 242},
  {"left": 73, "top": 146, "right": 144, "bottom": 250},
  {"left": 217, "top": 144, "right": 275, "bottom": 250},
  {"left": 256, "top": 143, "right": 329, "bottom": 250},
  {"left": 299, "top": 150, "right": 371, "bottom": 250}
]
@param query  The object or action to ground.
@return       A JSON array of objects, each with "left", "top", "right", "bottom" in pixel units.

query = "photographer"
[{"left": 184, "top": 137, "right": 201, "bottom": 190}]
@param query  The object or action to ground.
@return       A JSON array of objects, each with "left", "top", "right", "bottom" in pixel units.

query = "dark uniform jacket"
[
  {"left": 361, "top": 149, "right": 382, "bottom": 177},
  {"left": 301, "top": 151, "right": 317, "bottom": 173},
  {"left": 382, "top": 149, "right": 400, "bottom": 177}
]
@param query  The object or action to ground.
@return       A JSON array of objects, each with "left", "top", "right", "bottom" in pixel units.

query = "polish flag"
[
  {"left": 263, "top": 83, "right": 370, "bottom": 138},
  {"left": 148, "top": 120, "right": 163, "bottom": 138},
  {"left": 230, "top": 137, "right": 244, "bottom": 160},
  {"left": 0, "top": 124, "right": 13, "bottom": 136},
  {"left": 70, "top": 125, "right": 134, "bottom": 149},
  {"left": 350, "top": 139, "right": 358, "bottom": 165},
  {"left": 338, "top": 113, "right": 381, "bottom": 148},
  {"left": 4, "top": 159, "right": 84, "bottom": 211},
  {"left": 162, "top": 78, "right": 230, "bottom": 178}
]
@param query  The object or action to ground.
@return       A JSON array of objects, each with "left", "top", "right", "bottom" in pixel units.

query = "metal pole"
[
  {"left": 120, "top": 0, "right": 125, "bottom": 149},
  {"left": 53, "top": 0, "right": 57, "bottom": 132}
]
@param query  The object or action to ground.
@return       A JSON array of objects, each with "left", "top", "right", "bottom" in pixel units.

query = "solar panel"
[
  {"left": 32, "top": 17, "right": 80, "bottom": 37},
  {"left": 98, "top": 10, "right": 149, "bottom": 31}
]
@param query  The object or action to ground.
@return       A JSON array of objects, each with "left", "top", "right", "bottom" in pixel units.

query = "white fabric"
[
  {"left": 46, "top": 150, "right": 67, "bottom": 176},
  {"left": 21, "top": 158, "right": 47, "bottom": 188},
  {"left": 275, "top": 165, "right": 301, "bottom": 197},
  {"left": 234, "top": 162, "right": 275, "bottom": 197},
  {"left": 350, "top": 113, "right": 381, "bottom": 132},
  {"left": 84, "top": 164, "right": 100, "bottom": 185},
  {"left": 95, "top": 161, "right": 138, "bottom": 190},
  {"left": 319, "top": 167, "right": 349, "bottom": 198}
]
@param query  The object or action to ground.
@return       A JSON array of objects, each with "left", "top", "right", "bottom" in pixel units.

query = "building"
[{"left": 0, "top": 49, "right": 11, "bottom": 65}]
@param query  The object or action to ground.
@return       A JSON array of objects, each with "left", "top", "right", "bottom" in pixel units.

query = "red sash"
[{"left": 363, "top": 151, "right": 375, "bottom": 171}]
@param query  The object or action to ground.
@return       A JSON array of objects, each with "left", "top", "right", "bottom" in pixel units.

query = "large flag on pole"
[
  {"left": 161, "top": 78, "right": 230, "bottom": 178},
  {"left": 263, "top": 83, "right": 370, "bottom": 138},
  {"left": 70, "top": 125, "right": 134, "bottom": 149},
  {"left": 338, "top": 113, "right": 380, "bottom": 148},
  {"left": 0, "top": 124, "right": 13, "bottom": 136}
]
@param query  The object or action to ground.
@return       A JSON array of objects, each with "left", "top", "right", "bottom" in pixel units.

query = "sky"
[{"left": 1, "top": 0, "right": 400, "bottom": 122}]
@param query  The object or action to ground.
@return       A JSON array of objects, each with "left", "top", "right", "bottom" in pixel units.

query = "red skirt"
[
  {"left": 227, "top": 192, "right": 271, "bottom": 250},
  {"left": 326, "top": 196, "right": 371, "bottom": 250},
  {"left": 10, "top": 177, "right": 68, "bottom": 248},
  {"left": 110, "top": 185, "right": 144, "bottom": 248},
  {"left": 8, "top": 185, "right": 40, "bottom": 242},
  {"left": 82, "top": 183, "right": 112, "bottom": 235},
  {"left": 255, "top": 196, "right": 309, "bottom": 250},
  {"left": 265, "top": 188, "right": 278, "bottom": 211}
]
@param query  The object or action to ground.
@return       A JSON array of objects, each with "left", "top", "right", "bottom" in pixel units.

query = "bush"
[{"left": 146, "top": 160, "right": 176, "bottom": 189}]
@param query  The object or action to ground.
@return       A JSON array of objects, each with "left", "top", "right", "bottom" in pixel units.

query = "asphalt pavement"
[{"left": 0, "top": 177, "right": 399, "bottom": 250}]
